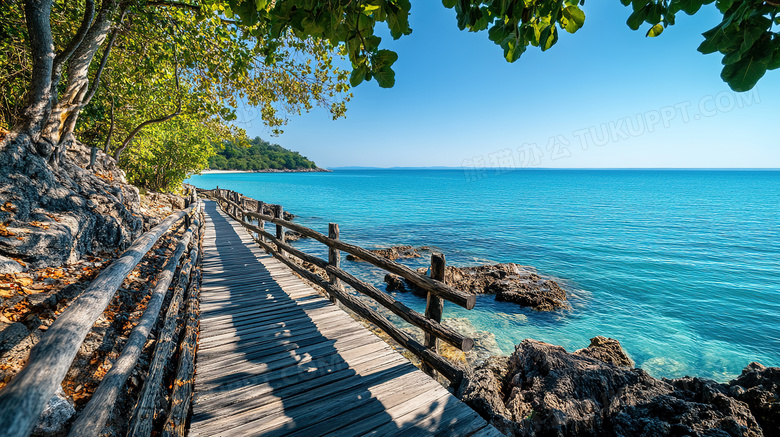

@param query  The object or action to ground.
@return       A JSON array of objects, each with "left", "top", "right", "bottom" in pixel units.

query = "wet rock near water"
[
  {"left": 346, "top": 245, "right": 422, "bottom": 262},
  {"left": 574, "top": 335, "right": 635, "bottom": 368},
  {"left": 385, "top": 262, "right": 567, "bottom": 312},
  {"left": 728, "top": 362, "right": 780, "bottom": 434},
  {"left": 384, "top": 273, "right": 407, "bottom": 292},
  {"left": 457, "top": 338, "right": 769, "bottom": 437},
  {"left": 284, "top": 230, "right": 306, "bottom": 242}
]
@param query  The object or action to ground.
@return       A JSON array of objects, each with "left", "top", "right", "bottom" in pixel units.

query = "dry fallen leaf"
[
  {"left": 14, "top": 276, "right": 33, "bottom": 287},
  {"left": 0, "top": 202, "right": 17, "bottom": 213},
  {"left": 28, "top": 221, "right": 49, "bottom": 230}
]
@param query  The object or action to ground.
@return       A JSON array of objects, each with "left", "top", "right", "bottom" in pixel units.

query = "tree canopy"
[
  {"left": 2, "top": 0, "right": 777, "bottom": 192},
  {"left": 209, "top": 137, "right": 319, "bottom": 171}
]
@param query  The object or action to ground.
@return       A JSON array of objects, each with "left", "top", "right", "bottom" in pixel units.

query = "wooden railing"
[
  {"left": 202, "top": 188, "right": 477, "bottom": 384},
  {"left": 0, "top": 188, "right": 203, "bottom": 437}
]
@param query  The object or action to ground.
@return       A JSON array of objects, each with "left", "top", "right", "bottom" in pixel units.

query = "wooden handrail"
[
  {"left": 0, "top": 205, "right": 195, "bottom": 437},
  {"left": 68, "top": 209, "right": 201, "bottom": 437},
  {"left": 211, "top": 189, "right": 478, "bottom": 381},
  {"left": 253, "top": 237, "right": 464, "bottom": 383},
  {"left": 233, "top": 219, "right": 472, "bottom": 352},
  {"left": 218, "top": 195, "right": 475, "bottom": 310},
  {"left": 325, "top": 265, "right": 474, "bottom": 352}
]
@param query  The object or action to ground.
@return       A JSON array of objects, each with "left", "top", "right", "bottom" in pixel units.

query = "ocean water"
[{"left": 187, "top": 169, "right": 780, "bottom": 381}]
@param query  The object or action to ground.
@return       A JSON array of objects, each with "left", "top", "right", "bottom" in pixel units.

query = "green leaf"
[
  {"left": 698, "top": 24, "right": 723, "bottom": 54},
  {"left": 540, "top": 26, "right": 558, "bottom": 51},
  {"left": 720, "top": 53, "right": 769, "bottom": 92},
  {"left": 561, "top": 5, "right": 585, "bottom": 34},
  {"left": 350, "top": 66, "right": 366, "bottom": 87},
  {"left": 373, "top": 66, "right": 395, "bottom": 88},
  {"left": 646, "top": 23, "right": 664, "bottom": 37},
  {"left": 627, "top": 9, "right": 645, "bottom": 30},
  {"left": 442, "top": 0, "right": 457, "bottom": 8},
  {"left": 373, "top": 49, "right": 398, "bottom": 68}
]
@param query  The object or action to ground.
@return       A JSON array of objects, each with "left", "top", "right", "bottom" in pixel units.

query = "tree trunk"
[
  {"left": 19, "top": 0, "right": 55, "bottom": 142},
  {"left": 42, "top": 0, "right": 117, "bottom": 147}
]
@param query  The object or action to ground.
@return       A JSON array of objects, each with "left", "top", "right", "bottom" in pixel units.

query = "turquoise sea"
[{"left": 187, "top": 169, "right": 780, "bottom": 382}]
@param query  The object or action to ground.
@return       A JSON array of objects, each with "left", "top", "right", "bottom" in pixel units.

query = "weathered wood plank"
[
  {"left": 127, "top": 242, "right": 200, "bottom": 437},
  {"left": 188, "top": 200, "right": 492, "bottom": 437},
  {"left": 0, "top": 206, "right": 192, "bottom": 437},
  {"left": 163, "top": 208, "right": 204, "bottom": 436},
  {"left": 68, "top": 216, "right": 200, "bottom": 437}
]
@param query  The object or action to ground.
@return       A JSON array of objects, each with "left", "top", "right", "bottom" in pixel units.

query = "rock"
[
  {"left": 0, "top": 322, "right": 29, "bottom": 354},
  {"left": 408, "top": 263, "right": 567, "bottom": 311},
  {"left": 457, "top": 356, "right": 522, "bottom": 435},
  {"left": 574, "top": 335, "right": 635, "bottom": 368},
  {"left": 347, "top": 245, "right": 421, "bottom": 262},
  {"left": 384, "top": 273, "right": 407, "bottom": 292},
  {"left": 285, "top": 230, "right": 305, "bottom": 242},
  {"left": 31, "top": 388, "right": 75, "bottom": 436},
  {"left": 728, "top": 362, "right": 780, "bottom": 435},
  {"left": 0, "top": 133, "right": 145, "bottom": 269},
  {"left": 456, "top": 339, "right": 764, "bottom": 437},
  {"left": 0, "top": 255, "right": 26, "bottom": 274}
]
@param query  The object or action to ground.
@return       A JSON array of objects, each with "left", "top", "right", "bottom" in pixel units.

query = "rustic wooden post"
[
  {"left": 275, "top": 205, "right": 285, "bottom": 257},
  {"left": 422, "top": 253, "right": 446, "bottom": 377},
  {"left": 256, "top": 201, "right": 265, "bottom": 242},
  {"left": 241, "top": 198, "right": 247, "bottom": 222},
  {"left": 327, "top": 223, "right": 341, "bottom": 302},
  {"left": 87, "top": 146, "right": 97, "bottom": 170}
]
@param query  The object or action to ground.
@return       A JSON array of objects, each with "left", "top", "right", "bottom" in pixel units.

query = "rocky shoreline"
[
  {"left": 456, "top": 337, "right": 778, "bottom": 437},
  {"left": 201, "top": 167, "right": 331, "bottom": 174}
]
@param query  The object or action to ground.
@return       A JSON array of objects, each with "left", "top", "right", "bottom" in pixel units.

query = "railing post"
[
  {"left": 422, "top": 253, "right": 446, "bottom": 377},
  {"left": 275, "top": 205, "right": 285, "bottom": 257},
  {"left": 241, "top": 198, "right": 247, "bottom": 222},
  {"left": 257, "top": 201, "right": 265, "bottom": 242},
  {"left": 327, "top": 223, "right": 341, "bottom": 302}
]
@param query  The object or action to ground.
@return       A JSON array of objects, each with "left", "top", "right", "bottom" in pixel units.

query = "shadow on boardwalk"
[{"left": 189, "top": 201, "right": 477, "bottom": 436}]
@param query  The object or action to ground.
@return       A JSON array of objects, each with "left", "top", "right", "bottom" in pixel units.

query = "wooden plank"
[
  {"left": 0, "top": 206, "right": 192, "bottom": 437},
  {"left": 127, "top": 242, "right": 200, "bottom": 437},
  {"left": 69, "top": 218, "right": 199, "bottom": 437},
  {"left": 189, "top": 200, "right": 491, "bottom": 437}
]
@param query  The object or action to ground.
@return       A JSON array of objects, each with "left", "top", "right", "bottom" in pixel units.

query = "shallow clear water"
[{"left": 187, "top": 169, "right": 780, "bottom": 381}]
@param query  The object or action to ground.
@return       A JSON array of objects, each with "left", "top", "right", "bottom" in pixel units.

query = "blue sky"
[{"left": 240, "top": 2, "right": 780, "bottom": 169}]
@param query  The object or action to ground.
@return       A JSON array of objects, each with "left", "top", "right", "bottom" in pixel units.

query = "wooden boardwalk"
[{"left": 189, "top": 201, "right": 499, "bottom": 436}]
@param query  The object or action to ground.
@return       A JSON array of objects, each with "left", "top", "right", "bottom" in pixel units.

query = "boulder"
[
  {"left": 284, "top": 230, "right": 305, "bottom": 242},
  {"left": 456, "top": 339, "right": 764, "bottom": 436},
  {"left": 574, "top": 335, "right": 635, "bottom": 368},
  {"left": 346, "top": 245, "right": 421, "bottom": 262},
  {"left": 384, "top": 273, "right": 407, "bottom": 292},
  {"left": 409, "top": 263, "right": 567, "bottom": 311},
  {"left": 31, "top": 388, "right": 75, "bottom": 436},
  {"left": 728, "top": 362, "right": 780, "bottom": 435},
  {"left": 0, "top": 133, "right": 144, "bottom": 270}
]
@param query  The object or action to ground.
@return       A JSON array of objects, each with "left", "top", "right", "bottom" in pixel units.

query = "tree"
[
  {"left": 119, "top": 115, "right": 230, "bottom": 192},
  {"left": 209, "top": 0, "right": 778, "bottom": 92},
  {"left": 209, "top": 136, "right": 318, "bottom": 170},
  {"left": 1, "top": 0, "right": 352, "bottom": 167}
]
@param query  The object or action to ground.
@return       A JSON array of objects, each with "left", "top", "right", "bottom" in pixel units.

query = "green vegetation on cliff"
[{"left": 209, "top": 137, "right": 318, "bottom": 171}]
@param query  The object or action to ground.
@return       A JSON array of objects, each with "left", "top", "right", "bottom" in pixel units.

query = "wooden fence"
[
  {"left": 0, "top": 188, "right": 203, "bottom": 437},
  {"left": 202, "top": 188, "right": 477, "bottom": 384}
]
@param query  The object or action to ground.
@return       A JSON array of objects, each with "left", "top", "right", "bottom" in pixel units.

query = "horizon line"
[{"left": 326, "top": 166, "right": 780, "bottom": 171}]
